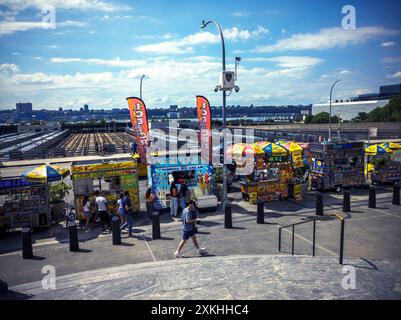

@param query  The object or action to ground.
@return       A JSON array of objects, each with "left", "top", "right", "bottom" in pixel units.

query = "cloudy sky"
[{"left": 0, "top": 0, "right": 401, "bottom": 110}]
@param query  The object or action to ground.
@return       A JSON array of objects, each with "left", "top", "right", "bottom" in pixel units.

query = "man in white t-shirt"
[{"left": 95, "top": 190, "right": 111, "bottom": 231}]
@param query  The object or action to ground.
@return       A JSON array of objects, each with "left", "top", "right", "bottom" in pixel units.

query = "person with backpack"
[{"left": 174, "top": 200, "right": 206, "bottom": 258}]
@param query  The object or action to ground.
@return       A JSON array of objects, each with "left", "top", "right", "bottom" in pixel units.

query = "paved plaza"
[{"left": 1, "top": 161, "right": 401, "bottom": 299}]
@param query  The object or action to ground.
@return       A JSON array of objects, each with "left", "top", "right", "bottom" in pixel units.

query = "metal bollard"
[
  {"left": 152, "top": 211, "right": 161, "bottom": 240},
  {"left": 68, "top": 221, "right": 79, "bottom": 252},
  {"left": 111, "top": 216, "right": 121, "bottom": 245},
  {"left": 257, "top": 200, "right": 264, "bottom": 224},
  {"left": 343, "top": 191, "right": 351, "bottom": 212},
  {"left": 224, "top": 204, "right": 232, "bottom": 229},
  {"left": 393, "top": 185, "right": 400, "bottom": 205},
  {"left": 368, "top": 187, "right": 376, "bottom": 209},
  {"left": 315, "top": 194, "right": 324, "bottom": 216},
  {"left": 22, "top": 227, "right": 33, "bottom": 259}
]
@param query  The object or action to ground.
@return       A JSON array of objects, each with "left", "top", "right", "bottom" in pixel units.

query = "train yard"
[{"left": 56, "top": 132, "right": 133, "bottom": 156}]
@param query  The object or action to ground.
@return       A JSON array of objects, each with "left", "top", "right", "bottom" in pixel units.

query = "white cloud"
[
  {"left": 0, "top": 21, "right": 44, "bottom": 35},
  {"left": 135, "top": 26, "right": 269, "bottom": 54},
  {"left": 253, "top": 26, "right": 399, "bottom": 52},
  {"left": 387, "top": 71, "right": 401, "bottom": 78},
  {"left": 381, "top": 56, "right": 401, "bottom": 63},
  {"left": 247, "top": 56, "right": 323, "bottom": 68},
  {"left": 0, "top": 63, "right": 20, "bottom": 74},
  {"left": 51, "top": 57, "right": 146, "bottom": 68},
  {"left": 0, "top": 19, "right": 87, "bottom": 35},
  {"left": 0, "top": 0, "right": 130, "bottom": 12},
  {"left": 230, "top": 11, "right": 250, "bottom": 17},
  {"left": 57, "top": 20, "right": 88, "bottom": 27},
  {"left": 381, "top": 41, "right": 396, "bottom": 47}
]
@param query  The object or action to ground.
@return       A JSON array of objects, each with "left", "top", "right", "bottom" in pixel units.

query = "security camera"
[
  {"left": 235, "top": 56, "right": 241, "bottom": 62},
  {"left": 234, "top": 86, "right": 240, "bottom": 93},
  {"left": 214, "top": 85, "right": 219, "bottom": 92}
]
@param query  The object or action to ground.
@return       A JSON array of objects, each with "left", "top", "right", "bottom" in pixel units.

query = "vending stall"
[
  {"left": 309, "top": 141, "right": 366, "bottom": 192},
  {"left": 148, "top": 152, "right": 216, "bottom": 211},
  {"left": 365, "top": 143, "right": 401, "bottom": 186},
  {"left": 233, "top": 142, "right": 304, "bottom": 204},
  {"left": 71, "top": 158, "right": 140, "bottom": 220},
  {"left": 0, "top": 177, "right": 50, "bottom": 235}
]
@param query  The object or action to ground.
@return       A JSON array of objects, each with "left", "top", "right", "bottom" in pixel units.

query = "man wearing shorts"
[{"left": 174, "top": 200, "right": 206, "bottom": 258}]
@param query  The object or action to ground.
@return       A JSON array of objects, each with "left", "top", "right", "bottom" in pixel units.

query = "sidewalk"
[{"left": 3, "top": 255, "right": 401, "bottom": 300}]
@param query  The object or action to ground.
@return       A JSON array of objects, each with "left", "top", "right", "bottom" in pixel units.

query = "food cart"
[
  {"left": 0, "top": 177, "right": 50, "bottom": 235},
  {"left": 71, "top": 158, "right": 140, "bottom": 221},
  {"left": 309, "top": 141, "right": 366, "bottom": 192},
  {"left": 365, "top": 143, "right": 401, "bottom": 186},
  {"left": 233, "top": 143, "right": 305, "bottom": 204},
  {"left": 148, "top": 153, "right": 216, "bottom": 211}
]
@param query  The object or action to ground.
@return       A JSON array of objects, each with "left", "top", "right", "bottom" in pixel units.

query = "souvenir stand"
[
  {"left": 148, "top": 151, "right": 216, "bottom": 211},
  {"left": 71, "top": 158, "right": 140, "bottom": 221},
  {"left": 309, "top": 141, "right": 366, "bottom": 192}
]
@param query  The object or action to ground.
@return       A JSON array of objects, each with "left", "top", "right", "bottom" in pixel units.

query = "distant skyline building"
[
  {"left": 84, "top": 104, "right": 89, "bottom": 112},
  {"left": 16, "top": 102, "right": 32, "bottom": 113}
]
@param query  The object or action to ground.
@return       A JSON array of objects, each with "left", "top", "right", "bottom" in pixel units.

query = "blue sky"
[{"left": 0, "top": 0, "right": 401, "bottom": 110}]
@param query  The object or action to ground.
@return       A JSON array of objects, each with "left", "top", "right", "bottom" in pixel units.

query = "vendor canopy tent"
[
  {"left": 379, "top": 142, "right": 401, "bottom": 151},
  {"left": 228, "top": 143, "right": 265, "bottom": 157},
  {"left": 255, "top": 141, "right": 288, "bottom": 157},
  {"left": 365, "top": 144, "right": 394, "bottom": 156},
  {"left": 277, "top": 141, "right": 304, "bottom": 154},
  {"left": 21, "top": 164, "right": 70, "bottom": 183}
]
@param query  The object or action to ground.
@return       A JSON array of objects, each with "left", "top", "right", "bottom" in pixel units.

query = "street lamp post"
[
  {"left": 328, "top": 79, "right": 342, "bottom": 142},
  {"left": 140, "top": 74, "right": 145, "bottom": 100},
  {"left": 200, "top": 19, "right": 228, "bottom": 208}
]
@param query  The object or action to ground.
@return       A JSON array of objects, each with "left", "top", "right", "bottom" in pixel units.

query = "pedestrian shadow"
[{"left": 197, "top": 221, "right": 220, "bottom": 227}]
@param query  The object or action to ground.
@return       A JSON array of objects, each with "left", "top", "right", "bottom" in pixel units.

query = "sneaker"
[
  {"left": 174, "top": 250, "right": 183, "bottom": 258},
  {"left": 197, "top": 247, "right": 207, "bottom": 255}
]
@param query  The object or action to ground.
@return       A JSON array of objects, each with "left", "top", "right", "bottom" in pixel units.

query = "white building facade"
[{"left": 312, "top": 100, "right": 389, "bottom": 121}]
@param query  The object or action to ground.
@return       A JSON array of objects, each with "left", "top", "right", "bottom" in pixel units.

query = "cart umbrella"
[
  {"left": 21, "top": 164, "right": 70, "bottom": 183},
  {"left": 277, "top": 141, "right": 304, "bottom": 154},
  {"left": 365, "top": 144, "right": 394, "bottom": 156},
  {"left": 255, "top": 142, "right": 288, "bottom": 157},
  {"left": 230, "top": 143, "right": 265, "bottom": 157},
  {"left": 379, "top": 142, "right": 401, "bottom": 151}
]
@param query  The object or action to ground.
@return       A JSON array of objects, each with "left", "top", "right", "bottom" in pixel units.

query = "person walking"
[
  {"left": 174, "top": 200, "right": 206, "bottom": 258},
  {"left": 170, "top": 181, "right": 179, "bottom": 218},
  {"left": 144, "top": 187, "right": 155, "bottom": 224},
  {"left": 116, "top": 192, "right": 125, "bottom": 225},
  {"left": 95, "top": 190, "right": 111, "bottom": 232},
  {"left": 120, "top": 190, "right": 134, "bottom": 237},
  {"left": 82, "top": 195, "right": 92, "bottom": 232},
  {"left": 179, "top": 180, "right": 189, "bottom": 212}
]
